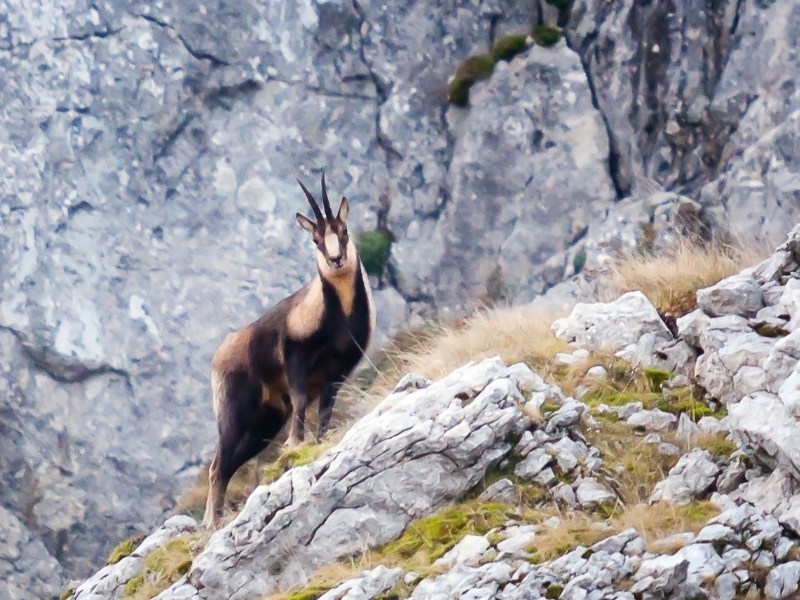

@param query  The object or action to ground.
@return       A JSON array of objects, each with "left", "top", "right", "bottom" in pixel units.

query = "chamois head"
[{"left": 295, "top": 173, "right": 353, "bottom": 274}]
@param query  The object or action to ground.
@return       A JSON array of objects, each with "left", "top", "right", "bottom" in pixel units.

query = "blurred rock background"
[{"left": 0, "top": 0, "right": 798, "bottom": 594}]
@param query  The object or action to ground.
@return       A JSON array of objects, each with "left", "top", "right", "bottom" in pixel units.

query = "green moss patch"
[
  {"left": 379, "top": 500, "right": 541, "bottom": 563},
  {"left": 532, "top": 25, "right": 562, "bottom": 47},
  {"left": 581, "top": 387, "right": 661, "bottom": 410},
  {"left": 492, "top": 34, "right": 529, "bottom": 62},
  {"left": 448, "top": 54, "right": 495, "bottom": 106},
  {"left": 261, "top": 444, "right": 327, "bottom": 484},
  {"left": 107, "top": 534, "right": 146, "bottom": 565},
  {"left": 283, "top": 582, "right": 335, "bottom": 600},
  {"left": 545, "top": 583, "right": 564, "bottom": 599},
  {"left": 356, "top": 230, "right": 392, "bottom": 277},
  {"left": 123, "top": 534, "right": 200, "bottom": 599},
  {"left": 644, "top": 368, "right": 673, "bottom": 392},
  {"left": 656, "top": 386, "right": 720, "bottom": 421}
]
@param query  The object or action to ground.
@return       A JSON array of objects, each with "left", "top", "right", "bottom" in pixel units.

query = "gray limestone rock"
[
  {"left": 649, "top": 449, "right": 720, "bottom": 505},
  {"left": 73, "top": 515, "right": 198, "bottom": 600},
  {"left": 153, "top": 357, "right": 529, "bottom": 599},
  {"left": 697, "top": 273, "right": 765, "bottom": 318},
  {"left": 552, "top": 291, "right": 672, "bottom": 353},
  {"left": 765, "top": 562, "right": 800, "bottom": 600},
  {"left": 0, "top": 505, "right": 66, "bottom": 600}
]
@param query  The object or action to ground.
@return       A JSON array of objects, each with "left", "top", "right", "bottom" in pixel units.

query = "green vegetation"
[
  {"left": 656, "top": 387, "right": 719, "bottom": 421},
  {"left": 283, "top": 582, "right": 334, "bottom": 600},
  {"left": 492, "top": 34, "right": 529, "bottom": 62},
  {"left": 356, "top": 230, "right": 392, "bottom": 277},
  {"left": 696, "top": 433, "right": 738, "bottom": 460},
  {"left": 572, "top": 248, "right": 587, "bottom": 274},
  {"left": 448, "top": 54, "right": 495, "bottom": 106},
  {"left": 59, "top": 589, "right": 75, "bottom": 600},
  {"left": 587, "top": 421, "right": 679, "bottom": 505},
  {"left": 123, "top": 534, "right": 199, "bottom": 599},
  {"left": 532, "top": 25, "right": 562, "bottom": 47},
  {"left": 261, "top": 443, "right": 328, "bottom": 484},
  {"left": 644, "top": 368, "right": 673, "bottom": 392},
  {"left": 546, "top": 583, "right": 565, "bottom": 598},
  {"left": 107, "top": 534, "right": 145, "bottom": 564},
  {"left": 380, "top": 500, "right": 541, "bottom": 563}
]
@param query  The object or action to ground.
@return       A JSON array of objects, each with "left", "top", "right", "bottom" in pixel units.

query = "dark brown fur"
[{"left": 203, "top": 174, "right": 374, "bottom": 528}]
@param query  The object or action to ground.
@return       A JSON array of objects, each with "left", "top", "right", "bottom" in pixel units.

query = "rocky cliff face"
[
  {"left": 2, "top": 0, "right": 800, "bottom": 593},
  {"left": 69, "top": 224, "right": 800, "bottom": 600}
]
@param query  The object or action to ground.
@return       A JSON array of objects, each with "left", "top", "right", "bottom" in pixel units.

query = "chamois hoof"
[{"left": 201, "top": 513, "right": 222, "bottom": 530}]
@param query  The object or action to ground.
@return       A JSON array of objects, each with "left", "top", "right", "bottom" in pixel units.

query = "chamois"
[{"left": 203, "top": 173, "right": 375, "bottom": 529}]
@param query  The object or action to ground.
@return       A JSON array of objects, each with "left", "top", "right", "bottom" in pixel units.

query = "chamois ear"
[
  {"left": 337, "top": 197, "right": 349, "bottom": 222},
  {"left": 296, "top": 213, "right": 316, "bottom": 233}
]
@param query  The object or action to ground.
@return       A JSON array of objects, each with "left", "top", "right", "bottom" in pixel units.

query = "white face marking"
[{"left": 324, "top": 227, "right": 340, "bottom": 258}]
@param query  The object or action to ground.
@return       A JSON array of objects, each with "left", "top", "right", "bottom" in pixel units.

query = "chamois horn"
[
  {"left": 297, "top": 178, "right": 324, "bottom": 224},
  {"left": 320, "top": 171, "right": 334, "bottom": 221}
]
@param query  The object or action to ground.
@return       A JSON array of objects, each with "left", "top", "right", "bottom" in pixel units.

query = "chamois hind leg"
[
  {"left": 203, "top": 372, "right": 263, "bottom": 529},
  {"left": 204, "top": 429, "right": 269, "bottom": 529}
]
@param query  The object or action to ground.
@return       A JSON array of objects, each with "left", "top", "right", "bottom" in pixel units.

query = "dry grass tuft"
[
  {"left": 616, "top": 501, "right": 720, "bottom": 551},
  {"left": 586, "top": 421, "right": 681, "bottom": 507},
  {"left": 605, "top": 236, "right": 769, "bottom": 318},
  {"left": 340, "top": 306, "right": 569, "bottom": 415}
]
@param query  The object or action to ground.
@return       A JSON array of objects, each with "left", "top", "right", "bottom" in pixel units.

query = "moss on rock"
[
  {"left": 356, "top": 230, "right": 392, "bottom": 277},
  {"left": 492, "top": 34, "right": 529, "bottom": 62},
  {"left": 532, "top": 25, "right": 562, "bottom": 47},
  {"left": 123, "top": 534, "right": 200, "bottom": 599},
  {"left": 448, "top": 54, "right": 495, "bottom": 106},
  {"left": 107, "top": 534, "right": 146, "bottom": 565},
  {"left": 261, "top": 443, "right": 327, "bottom": 484},
  {"left": 379, "top": 500, "right": 540, "bottom": 564}
]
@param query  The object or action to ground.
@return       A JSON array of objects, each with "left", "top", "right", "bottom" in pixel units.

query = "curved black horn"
[
  {"left": 297, "top": 178, "right": 324, "bottom": 223},
  {"left": 320, "top": 171, "right": 334, "bottom": 221}
]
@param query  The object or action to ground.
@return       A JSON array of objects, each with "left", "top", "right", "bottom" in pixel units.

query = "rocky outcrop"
[
  {"left": 567, "top": 0, "right": 800, "bottom": 250},
  {"left": 6, "top": 0, "right": 800, "bottom": 594},
  {"left": 69, "top": 222, "right": 800, "bottom": 598}
]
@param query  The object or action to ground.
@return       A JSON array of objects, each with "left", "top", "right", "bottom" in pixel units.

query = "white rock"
[
  {"left": 765, "top": 561, "right": 800, "bottom": 599},
  {"left": 496, "top": 525, "right": 536, "bottom": 556},
  {"left": 649, "top": 449, "right": 720, "bottom": 505},
  {"left": 479, "top": 479, "right": 516, "bottom": 504},
  {"left": 585, "top": 365, "right": 608, "bottom": 380},
  {"left": 317, "top": 566, "right": 403, "bottom": 600},
  {"left": 551, "top": 291, "right": 672, "bottom": 353},
  {"left": 696, "top": 273, "right": 764, "bottom": 318},
  {"left": 434, "top": 535, "right": 491, "bottom": 568},
  {"left": 626, "top": 409, "right": 677, "bottom": 431},
  {"left": 514, "top": 448, "right": 553, "bottom": 480},
  {"left": 575, "top": 478, "right": 615, "bottom": 507}
]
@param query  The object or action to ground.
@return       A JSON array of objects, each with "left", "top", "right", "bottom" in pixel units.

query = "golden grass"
[
  {"left": 604, "top": 236, "right": 769, "bottom": 317},
  {"left": 339, "top": 306, "right": 569, "bottom": 414},
  {"left": 176, "top": 231, "right": 764, "bottom": 586},
  {"left": 616, "top": 501, "right": 719, "bottom": 551},
  {"left": 587, "top": 421, "right": 681, "bottom": 507},
  {"left": 529, "top": 499, "right": 719, "bottom": 562}
]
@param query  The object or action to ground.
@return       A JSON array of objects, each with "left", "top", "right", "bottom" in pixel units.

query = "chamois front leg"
[
  {"left": 318, "top": 377, "right": 345, "bottom": 441},
  {"left": 286, "top": 386, "right": 309, "bottom": 448},
  {"left": 286, "top": 358, "right": 311, "bottom": 448}
]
